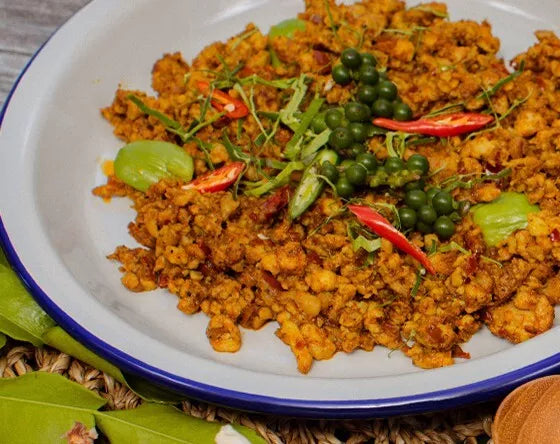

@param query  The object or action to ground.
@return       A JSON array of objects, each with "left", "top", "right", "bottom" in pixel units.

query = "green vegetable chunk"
[
  {"left": 289, "top": 150, "right": 339, "bottom": 219},
  {"left": 114, "top": 140, "right": 194, "bottom": 192},
  {"left": 472, "top": 192, "right": 539, "bottom": 246},
  {"left": 268, "top": 18, "right": 306, "bottom": 39}
]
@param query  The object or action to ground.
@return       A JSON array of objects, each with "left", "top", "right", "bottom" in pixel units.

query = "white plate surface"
[{"left": 0, "top": 0, "right": 559, "bottom": 417}]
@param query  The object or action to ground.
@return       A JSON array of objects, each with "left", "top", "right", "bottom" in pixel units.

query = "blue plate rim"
[{"left": 1, "top": 1, "right": 560, "bottom": 419}]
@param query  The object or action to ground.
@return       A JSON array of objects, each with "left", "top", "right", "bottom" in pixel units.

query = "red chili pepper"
[
  {"left": 372, "top": 112, "right": 494, "bottom": 137},
  {"left": 183, "top": 162, "right": 245, "bottom": 193},
  {"left": 348, "top": 204, "right": 435, "bottom": 274},
  {"left": 197, "top": 81, "right": 249, "bottom": 119}
]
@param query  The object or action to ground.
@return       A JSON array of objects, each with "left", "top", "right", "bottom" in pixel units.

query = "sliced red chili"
[
  {"left": 550, "top": 228, "right": 560, "bottom": 242},
  {"left": 197, "top": 81, "right": 249, "bottom": 119},
  {"left": 182, "top": 162, "right": 245, "bottom": 194},
  {"left": 348, "top": 204, "right": 435, "bottom": 275},
  {"left": 373, "top": 112, "right": 494, "bottom": 137}
]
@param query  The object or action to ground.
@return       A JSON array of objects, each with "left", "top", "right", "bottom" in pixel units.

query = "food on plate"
[{"left": 93, "top": 0, "right": 560, "bottom": 373}]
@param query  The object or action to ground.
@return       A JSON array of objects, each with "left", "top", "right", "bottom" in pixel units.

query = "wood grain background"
[{"left": 0, "top": 0, "right": 90, "bottom": 108}]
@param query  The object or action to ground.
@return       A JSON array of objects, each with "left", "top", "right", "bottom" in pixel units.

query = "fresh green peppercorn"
[
  {"left": 339, "top": 117, "right": 350, "bottom": 128},
  {"left": 371, "top": 98, "right": 393, "bottom": 118},
  {"left": 432, "top": 191, "right": 454, "bottom": 215},
  {"left": 378, "top": 70, "right": 389, "bottom": 80},
  {"left": 357, "top": 84, "right": 378, "bottom": 105},
  {"left": 340, "top": 159, "right": 356, "bottom": 171},
  {"left": 345, "top": 163, "right": 367, "bottom": 186},
  {"left": 358, "top": 65, "right": 379, "bottom": 85},
  {"left": 384, "top": 157, "right": 405, "bottom": 173},
  {"left": 336, "top": 176, "right": 355, "bottom": 198},
  {"left": 332, "top": 64, "right": 352, "bottom": 85},
  {"left": 416, "top": 220, "right": 433, "bottom": 234},
  {"left": 311, "top": 112, "right": 328, "bottom": 133},
  {"left": 320, "top": 161, "right": 339, "bottom": 184},
  {"left": 426, "top": 187, "right": 441, "bottom": 205},
  {"left": 377, "top": 81, "right": 398, "bottom": 101},
  {"left": 404, "top": 178, "right": 426, "bottom": 192},
  {"left": 417, "top": 205, "right": 438, "bottom": 224},
  {"left": 348, "top": 122, "right": 368, "bottom": 142},
  {"left": 356, "top": 153, "right": 377, "bottom": 172},
  {"left": 406, "top": 154, "right": 430, "bottom": 176},
  {"left": 393, "top": 102, "right": 413, "bottom": 121},
  {"left": 349, "top": 143, "right": 366, "bottom": 158},
  {"left": 329, "top": 127, "right": 353, "bottom": 151},
  {"left": 405, "top": 189, "right": 427, "bottom": 210},
  {"left": 325, "top": 109, "right": 343, "bottom": 130},
  {"left": 434, "top": 216, "right": 455, "bottom": 239},
  {"left": 361, "top": 53, "right": 377, "bottom": 66},
  {"left": 345, "top": 102, "right": 371, "bottom": 122},
  {"left": 399, "top": 207, "right": 417, "bottom": 229},
  {"left": 341, "top": 48, "right": 362, "bottom": 69}
]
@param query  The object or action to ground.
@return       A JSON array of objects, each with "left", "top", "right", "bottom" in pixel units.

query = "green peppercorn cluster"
[
  {"left": 398, "top": 170, "right": 468, "bottom": 240},
  {"left": 331, "top": 48, "right": 413, "bottom": 121}
]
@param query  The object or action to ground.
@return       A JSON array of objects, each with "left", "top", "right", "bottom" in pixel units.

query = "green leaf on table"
[
  {"left": 122, "top": 372, "right": 187, "bottom": 404},
  {"left": 0, "top": 372, "right": 106, "bottom": 444},
  {"left": 0, "top": 265, "right": 56, "bottom": 345},
  {"left": 42, "top": 326, "right": 125, "bottom": 384},
  {"left": 96, "top": 403, "right": 267, "bottom": 444},
  {"left": 0, "top": 332, "right": 5, "bottom": 349},
  {"left": 0, "top": 248, "right": 8, "bottom": 267},
  {"left": 43, "top": 326, "right": 187, "bottom": 403}
]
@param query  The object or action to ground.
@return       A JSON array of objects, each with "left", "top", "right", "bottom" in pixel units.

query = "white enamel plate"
[{"left": 1, "top": 0, "right": 559, "bottom": 418}]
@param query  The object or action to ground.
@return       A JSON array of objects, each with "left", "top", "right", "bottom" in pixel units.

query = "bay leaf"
[
  {"left": 0, "top": 332, "right": 5, "bottom": 349},
  {"left": 43, "top": 326, "right": 125, "bottom": 384},
  {"left": 0, "top": 372, "right": 106, "bottom": 444},
  {"left": 0, "top": 265, "right": 56, "bottom": 345},
  {"left": 96, "top": 403, "right": 266, "bottom": 444}
]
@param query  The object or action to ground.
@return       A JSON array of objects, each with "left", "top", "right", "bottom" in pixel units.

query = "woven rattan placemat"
[{"left": 0, "top": 339, "right": 495, "bottom": 443}]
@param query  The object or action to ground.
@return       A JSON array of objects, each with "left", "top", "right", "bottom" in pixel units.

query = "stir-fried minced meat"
[{"left": 94, "top": 0, "right": 560, "bottom": 373}]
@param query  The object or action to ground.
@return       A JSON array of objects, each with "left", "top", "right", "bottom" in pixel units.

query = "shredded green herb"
[
  {"left": 285, "top": 97, "right": 324, "bottom": 160},
  {"left": 439, "top": 168, "right": 511, "bottom": 192},
  {"left": 245, "top": 161, "right": 304, "bottom": 197},
  {"left": 410, "top": 268, "right": 424, "bottom": 298}
]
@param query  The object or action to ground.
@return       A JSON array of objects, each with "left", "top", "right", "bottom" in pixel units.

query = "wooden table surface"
[{"left": 0, "top": 0, "right": 90, "bottom": 108}]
